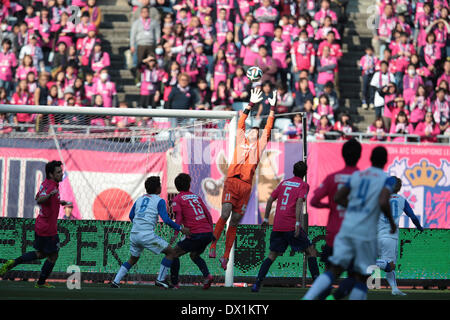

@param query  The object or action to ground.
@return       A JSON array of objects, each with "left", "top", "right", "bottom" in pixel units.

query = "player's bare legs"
[{"left": 209, "top": 202, "right": 233, "bottom": 258}]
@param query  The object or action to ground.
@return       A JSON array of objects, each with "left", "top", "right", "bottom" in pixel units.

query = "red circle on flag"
[{"left": 93, "top": 188, "right": 133, "bottom": 221}]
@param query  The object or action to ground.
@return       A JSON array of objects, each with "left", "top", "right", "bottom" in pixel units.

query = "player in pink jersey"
[
  {"left": 309, "top": 138, "right": 362, "bottom": 300},
  {"left": 169, "top": 173, "right": 215, "bottom": 289},
  {"left": 0, "top": 161, "right": 71, "bottom": 288},
  {"left": 251, "top": 161, "right": 319, "bottom": 292}
]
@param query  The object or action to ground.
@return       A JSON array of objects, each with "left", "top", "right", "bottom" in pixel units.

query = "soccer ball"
[{"left": 246, "top": 66, "right": 263, "bottom": 82}]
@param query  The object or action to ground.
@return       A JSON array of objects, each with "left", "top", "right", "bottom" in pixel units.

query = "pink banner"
[
  {"left": 307, "top": 142, "right": 450, "bottom": 229},
  {"left": 0, "top": 144, "right": 167, "bottom": 220}
]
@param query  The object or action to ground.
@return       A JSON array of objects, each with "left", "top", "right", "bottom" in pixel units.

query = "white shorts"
[
  {"left": 378, "top": 237, "right": 398, "bottom": 264},
  {"left": 129, "top": 232, "right": 168, "bottom": 257},
  {"left": 328, "top": 233, "right": 378, "bottom": 276}
]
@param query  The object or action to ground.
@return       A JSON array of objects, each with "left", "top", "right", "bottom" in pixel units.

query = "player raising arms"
[
  {"left": 209, "top": 87, "right": 276, "bottom": 270},
  {"left": 0, "top": 161, "right": 71, "bottom": 288},
  {"left": 377, "top": 176, "right": 423, "bottom": 296},
  {"left": 309, "top": 138, "right": 362, "bottom": 299},
  {"left": 168, "top": 173, "right": 215, "bottom": 289},
  {"left": 251, "top": 161, "right": 320, "bottom": 292},
  {"left": 111, "top": 176, "right": 190, "bottom": 289},
  {"left": 303, "top": 146, "right": 397, "bottom": 300}
]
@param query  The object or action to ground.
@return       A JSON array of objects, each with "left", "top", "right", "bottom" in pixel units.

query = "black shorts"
[
  {"left": 177, "top": 232, "right": 215, "bottom": 254},
  {"left": 269, "top": 230, "right": 312, "bottom": 254},
  {"left": 33, "top": 233, "right": 60, "bottom": 254}
]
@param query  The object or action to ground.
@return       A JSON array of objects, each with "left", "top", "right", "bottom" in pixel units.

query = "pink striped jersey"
[
  {"left": 35, "top": 179, "right": 61, "bottom": 236},
  {"left": 172, "top": 191, "right": 213, "bottom": 235},
  {"left": 271, "top": 177, "right": 309, "bottom": 232}
]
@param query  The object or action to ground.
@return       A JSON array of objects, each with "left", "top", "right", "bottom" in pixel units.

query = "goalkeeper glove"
[
  {"left": 248, "top": 88, "right": 264, "bottom": 108},
  {"left": 268, "top": 90, "right": 277, "bottom": 112}
]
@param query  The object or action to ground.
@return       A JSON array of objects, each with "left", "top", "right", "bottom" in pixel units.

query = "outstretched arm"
[
  {"left": 310, "top": 177, "right": 331, "bottom": 209},
  {"left": 158, "top": 199, "right": 190, "bottom": 235},
  {"left": 404, "top": 201, "right": 424, "bottom": 231}
]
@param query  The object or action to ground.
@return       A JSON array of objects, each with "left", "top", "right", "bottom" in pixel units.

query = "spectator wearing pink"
[
  {"left": 409, "top": 53, "right": 433, "bottom": 78},
  {"left": 26, "top": 71, "right": 37, "bottom": 95},
  {"left": 54, "top": 11, "right": 76, "bottom": 48},
  {"left": 0, "top": 38, "right": 17, "bottom": 96},
  {"left": 242, "top": 22, "right": 266, "bottom": 67},
  {"left": 195, "top": 0, "right": 214, "bottom": 25},
  {"left": 431, "top": 88, "right": 449, "bottom": 127},
  {"left": 47, "top": 85, "right": 61, "bottom": 107},
  {"left": 315, "top": 115, "right": 333, "bottom": 140},
  {"left": 410, "top": 85, "right": 430, "bottom": 127},
  {"left": 139, "top": 55, "right": 165, "bottom": 108},
  {"left": 19, "top": 34, "right": 44, "bottom": 72},
  {"left": 219, "top": 31, "right": 239, "bottom": 75},
  {"left": 389, "top": 110, "right": 414, "bottom": 142},
  {"left": 415, "top": 3, "right": 433, "bottom": 48},
  {"left": 185, "top": 17, "right": 202, "bottom": 42},
  {"left": 72, "top": 0, "right": 88, "bottom": 8},
  {"left": 215, "top": 8, "right": 233, "bottom": 47},
  {"left": 437, "top": 60, "right": 450, "bottom": 86},
  {"left": 90, "top": 94, "right": 107, "bottom": 127},
  {"left": 75, "top": 11, "right": 94, "bottom": 38},
  {"left": 73, "top": 78, "right": 88, "bottom": 106},
  {"left": 432, "top": 19, "right": 448, "bottom": 49},
  {"left": 333, "top": 112, "right": 355, "bottom": 140},
  {"left": 65, "top": 64, "right": 78, "bottom": 89},
  {"left": 359, "top": 45, "right": 378, "bottom": 109},
  {"left": 414, "top": 111, "right": 441, "bottom": 142},
  {"left": 237, "top": 13, "right": 254, "bottom": 61},
  {"left": 54, "top": 70, "right": 67, "bottom": 100},
  {"left": 367, "top": 117, "right": 387, "bottom": 141},
  {"left": 230, "top": 66, "right": 250, "bottom": 104},
  {"left": 284, "top": 113, "right": 304, "bottom": 140},
  {"left": 318, "top": 31, "right": 343, "bottom": 60},
  {"left": 112, "top": 102, "right": 136, "bottom": 133},
  {"left": 271, "top": 26, "right": 290, "bottom": 84},
  {"left": 84, "top": 71, "right": 96, "bottom": 104},
  {"left": 235, "top": 0, "right": 251, "bottom": 25},
  {"left": 38, "top": 8, "right": 52, "bottom": 49},
  {"left": 421, "top": 32, "right": 442, "bottom": 72},
  {"left": 298, "top": 70, "right": 316, "bottom": 96},
  {"left": 315, "top": 16, "right": 341, "bottom": 42},
  {"left": 12, "top": 80, "right": 34, "bottom": 128},
  {"left": 314, "top": 0, "right": 338, "bottom": 26},
  {"left": 199, "top": 15, "right": 214, "bottom": 53},
  {"left": 380, "top": 82, "right": 398, "bottom": 127},
  {"left": 395, "top": 14, "right": 412, "bottom": 37},
  {"left": 211, "top": 81, "right": 233, "bottom": 110},
  {"left": 24, "top": 5, "right": 40, "bottom": 31},
  {"left": 93, "top": 68, "right": 117, "bottom": 108},
  {"left": 176, "top": 7, "right": 192, "bottom": 28},
  {"left": 210, "top": 48, "right": 229, "bottom": 91},
  {"left": 78, "top": 25, "right": 99, "bottom": 67},
  {"left": 316, "top": 46, "right": 337, "bottom": 92},
  {"left": 295, "top": 15, "right": 315, "bottom": 40},
  {"left": 16, "top": 54, "right": 38, "bottom": 82},
  {"left": 372, "top": 4, "right": 397, "bottom": 58},
  {"left": 187, "top": 43, "right": 209, "bottom": 83},
  {"left": 291, "top": 30, "right": 315, "bottom": 79},
  {"left": 163, "top": 61, "right": 181, "bottom": 102},
  {"left": 390, "top": 32, "right": 415, "bottom": 77},
  {"left": 254, "top": 0, "right": 278, "bottom": 38},
  {"left": 403, "top": 64, "right": 424, "bottom": 105},
  {"left": 90, "top": 42, "right": 110, "bottom": 75},
  {"left": 82, "top": 0, "right": 102, "bottom": 29},
  {"left": 216, "top": 0, "right": 234, "bottom": 21},
  {"left": 256, "top": 45, "right": 278, "bottom": 85},
  {"left": 314, "top": 94, "right": 335, "bottom": 126},
  {"left": 387, "top": 97, "right": 410, "bottom": 125}
]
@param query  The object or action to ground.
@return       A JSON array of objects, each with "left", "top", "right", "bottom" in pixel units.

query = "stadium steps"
[
  {"left": 337, "top": 0, "right": 376, "bottom": 130},
  {"left": 97, "top": 1, "right": 139, "bottom": 106}
]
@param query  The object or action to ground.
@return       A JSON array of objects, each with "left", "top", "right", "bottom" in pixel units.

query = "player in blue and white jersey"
[
  {"left": 303, "top": 146, "right": 397, "bottom": 300},
  {"left": 111, "top": 176, "right": 190, "bottom": 289},
  {"left": 377, "top": 176, "right": 424, "bottom": 296}
]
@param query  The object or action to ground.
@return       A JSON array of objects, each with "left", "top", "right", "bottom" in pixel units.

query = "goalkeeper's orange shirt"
[{"left": 226, "top": 113, "right": 274, "bottom": 184}]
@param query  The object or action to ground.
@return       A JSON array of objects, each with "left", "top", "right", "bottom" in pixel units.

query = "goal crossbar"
[{"left": 0, "top": 104, "right": 238, "bottom": 120}]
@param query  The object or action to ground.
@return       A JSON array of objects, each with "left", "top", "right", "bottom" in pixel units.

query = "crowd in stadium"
[{"left": 0, "top": 0, "right": 448, "bottom": 142}]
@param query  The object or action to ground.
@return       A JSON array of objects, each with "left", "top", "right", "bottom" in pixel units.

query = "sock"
[
  {"left": 192, "top": 256, "right": 210, "bottom": 278},
  {"left": 376, "top": 259, "right": 391, "bottom": 272},
  {"left": 256, "top": 258, "right": 273, "bottom": 283},
  {"left": 223, "top": 225, "right": 237, "bottom": 259},
  {"left": 348, "top": 281, "right": 368, "bottom": 300},
  {"left": 37, "top": 260, "right": 55, "bottom": 285},
  {"left": 317, "top": 287, "right": 333, "bottom": 300},
  {"left": 303, "top": 271, "right": 334, "bottom": 300},
  {"left": 14, "top": 251, "right": 38, "bottom": 267},
  {"left": 113, "top": 261, "right": 132, "bottom": 284},
  {"left": 211, "top": 217, "right": 227, "bottom": 249},
  {"left": 157, "top": 257, "right": 173, "bottom": 282},
  {"left": 333, "top": 277, "right": 356, "bottom": 300},
  {"left": 386, "top": 271, "right": 398, "bottom": 291},
  {"left": 170, "top": 258, "right": 180, "bottom": 285},
  {"left": 307, "top": 257, "right": 320, "bottom": 280}
]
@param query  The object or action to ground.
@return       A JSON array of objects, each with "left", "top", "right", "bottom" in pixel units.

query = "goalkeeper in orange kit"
[{"left": 209, "top": 87, "right": 276, "bottom": 270}]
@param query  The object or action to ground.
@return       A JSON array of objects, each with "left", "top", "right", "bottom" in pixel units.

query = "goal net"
[{"left": 0, "top": 105, "right": 313, "bottom": 286}]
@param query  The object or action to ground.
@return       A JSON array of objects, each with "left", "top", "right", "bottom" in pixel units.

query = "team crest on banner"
[{"left": 388, "top": 159, "right": 450, "bottom": 229}]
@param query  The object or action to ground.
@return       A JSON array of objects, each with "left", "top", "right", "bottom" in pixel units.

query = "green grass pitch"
[{"left": 0, "top": 281, "right": 448, "bottom": 300}]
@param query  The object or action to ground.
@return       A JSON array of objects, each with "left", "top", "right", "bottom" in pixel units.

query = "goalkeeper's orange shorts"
[{"left": 221, "top": 176, "right": 252, "bottom": 215}]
